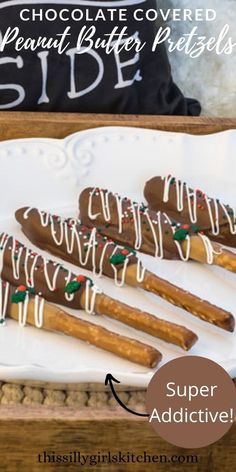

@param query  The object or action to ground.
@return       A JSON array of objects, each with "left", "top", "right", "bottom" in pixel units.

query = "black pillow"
[{"left": 0, "top": 0, "right": 201, "bottom": 115}]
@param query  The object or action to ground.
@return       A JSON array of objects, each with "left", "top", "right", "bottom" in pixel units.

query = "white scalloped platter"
[{"left": 0, "top": 126, "right": 236, "bottom": 387}]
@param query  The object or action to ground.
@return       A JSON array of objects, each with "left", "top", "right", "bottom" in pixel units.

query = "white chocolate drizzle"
[
  {"left": 0, "top": 233, "right": 100, "bottom": 316},
  {"left": 0, "top": 279, "right": 45, "bottom": 328},
  {"left": 22, "top": 208, "right": 145, "bottom": 287},
  {"left": 18, "top": 291, "right": 45, "bottom": 328},
  {"left": 88, "top": 188, "right": 220, "bottom": 264},
  {"left": 162, "top": 175, "right": 236, "bottom": 236},
  {"left": 0, "top": 279, "right": 9, "bottom": 325}
]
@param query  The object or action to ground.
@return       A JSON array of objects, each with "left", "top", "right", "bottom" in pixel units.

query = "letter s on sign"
[
  {"left": 0, "top": 55, "right": 25, "bottom": 109},
  {"left": 166, "top": 382, "right": 176, "bottom": 397}
]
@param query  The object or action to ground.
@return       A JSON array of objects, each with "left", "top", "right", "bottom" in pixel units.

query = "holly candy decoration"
[
  {"left": 110, "top": 253, "right": 127, "bottom": 265},
  {"left": 65, "top": 275, "right": 93, "bottom": 294},
  {"left": 173, "top": 222, "right": 201, "bottom": 242},
  {"left": 64, "top": 280, "right": 81, "bottom": 294},
  {"left": 11, "top": 285, "right": 36, "bottom": 304},
  {"left": 11, "top": 285, "right": 28, "bottom": 304},
  {"left": 110, "top": 247, "right": 136, "bottom": 266},
  {"left": 173, "top": 224, "right": 190, "bottom": 242},
  {"left": 173, "top": 228, "right": 189, "bottom": 242}
]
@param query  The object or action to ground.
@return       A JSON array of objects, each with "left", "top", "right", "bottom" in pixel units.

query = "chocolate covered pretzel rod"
[
  {"left": 79, "top": 187, "right": 236, "bottom": 274},
  {"left": 144, "top": 175, "right": 236, "bottom": 248},
  {"left": 15, "top": 207, "right": 234, "bottom": 332},
  {"left": 0, "top": 233, "right": 197, "bottom": 350},
  {"left": 0, "top": 279, "right": 161, "bottom": 368}
]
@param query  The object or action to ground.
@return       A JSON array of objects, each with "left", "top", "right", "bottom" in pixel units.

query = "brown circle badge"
[{"left": 146, "top": 356, "right": 236, "bottom": 448}]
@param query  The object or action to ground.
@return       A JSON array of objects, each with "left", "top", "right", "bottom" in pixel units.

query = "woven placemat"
[
  {"left": 0, "top": 381, "right": 146, "bottom": 407},
  {"left": 1, "top": 379, "right": 235, "bottom": 407}
]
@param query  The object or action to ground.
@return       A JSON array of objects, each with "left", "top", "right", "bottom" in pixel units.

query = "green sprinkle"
[{"left": 140, "top": 203, "right": 147, "bottom": 212}]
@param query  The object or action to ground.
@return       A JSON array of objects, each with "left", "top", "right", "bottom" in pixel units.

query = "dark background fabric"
[{"left": 0, "top": 0, "right": 201, "bottom": 115}]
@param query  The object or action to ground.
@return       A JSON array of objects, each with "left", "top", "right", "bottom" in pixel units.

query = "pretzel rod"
[
  {"left": 15, "top": 207, "right": 234, "bottom": 332},
  {"left": 1, "top": 280, "right": 161, "bottom": 368},
  {"left": 0, "top": 233, "right": 197, "bottom": 350},
  {"left": 182, "top": 234, "right": 236, "bottom": 273},
  {"left": 144, "top": 175, "right": 236, "bottom": 248},
  {"left": 78, "top": 187, "right": 236, "bottom": 274},
  {"left": 126, "top": 267, "right": 234, "bottom": 332},
  {"left": 90, "top": 291, "right": 197, "bottom": 350}
]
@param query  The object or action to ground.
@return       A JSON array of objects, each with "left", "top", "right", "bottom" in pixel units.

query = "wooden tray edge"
[{"left": 0, "top": 112, "right": 236, "bottom": 140}]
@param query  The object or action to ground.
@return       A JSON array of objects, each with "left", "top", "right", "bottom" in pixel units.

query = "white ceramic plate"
[{"left": 0, "top": 126, "right": 236, "bottom": 387}]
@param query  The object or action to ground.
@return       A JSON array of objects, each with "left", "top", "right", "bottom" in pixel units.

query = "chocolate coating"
[
  {"left": 79, "top": 187, "right": 199, "bottom": 260},
  {"left": 144, "top": 176, "right": 236, "bottom": 248},
  {"left": 0, "top": 233, "right": 91, "bottom": 310},
  {"left": 15, "top": 207, "right": 138, "bottom": 280}
]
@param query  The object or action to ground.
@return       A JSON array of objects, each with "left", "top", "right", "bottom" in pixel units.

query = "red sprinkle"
[
  {"left": 77, "top": 275, "right": 86, "bottom": 283},
  {"left": 181, "top": 224, "right": 189, "bottom": 230},
  {"left": 18, "top": 285, "right": 27, "bottom": 292},
  {"left": 121, "top": 249, "right": 129, "bottom": 256}
]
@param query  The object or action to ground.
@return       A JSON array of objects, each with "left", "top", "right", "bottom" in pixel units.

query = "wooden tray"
[
  {"left": 0, "top": 112, "right": 235, "bottom": 140},
  {"left": 0, "top": 407, "right": 235, "bottom": 472},
  {"left": 0, "top": 112, "right": 236, "bottom": 471}
]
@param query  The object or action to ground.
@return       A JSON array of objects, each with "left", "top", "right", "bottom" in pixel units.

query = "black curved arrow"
[{"left": 105, "top": 374, "right": 149, "bottom": 418}]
